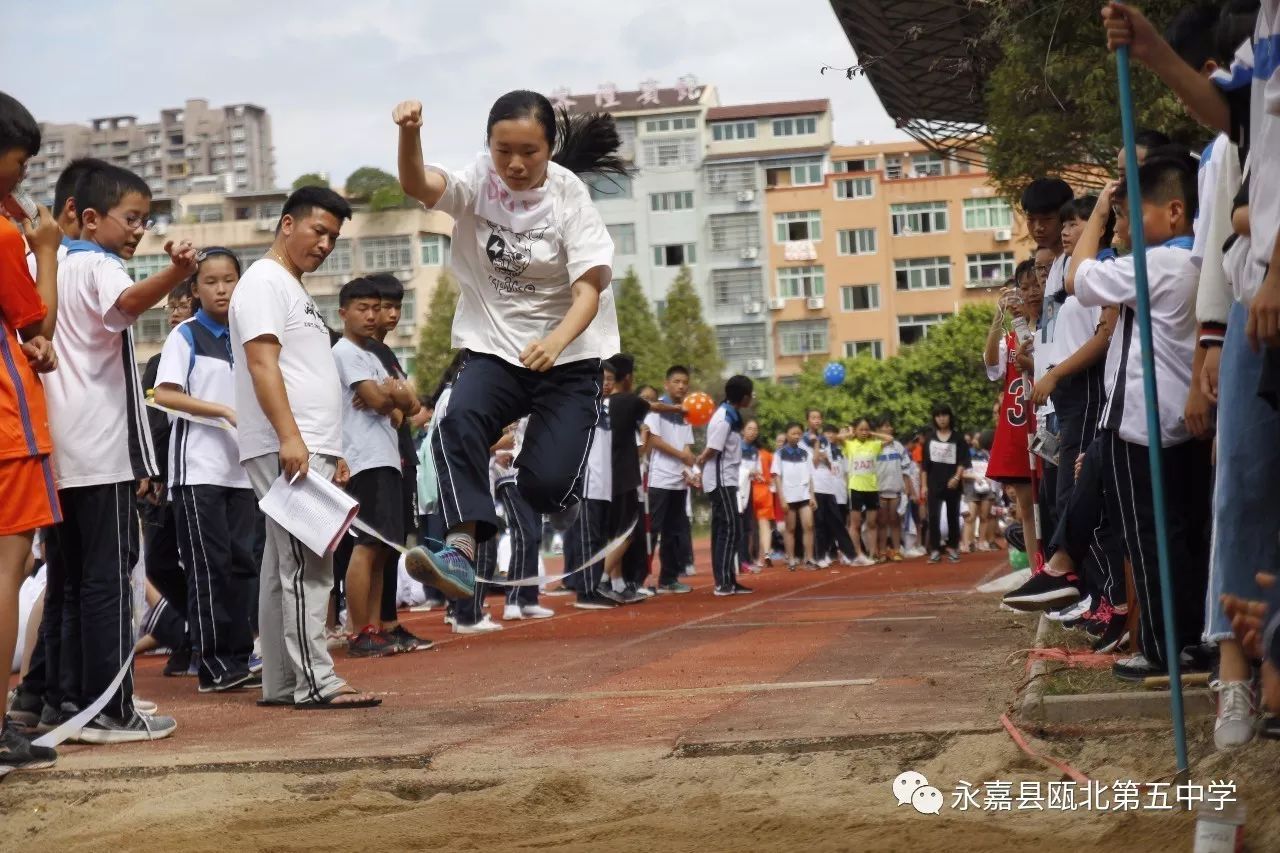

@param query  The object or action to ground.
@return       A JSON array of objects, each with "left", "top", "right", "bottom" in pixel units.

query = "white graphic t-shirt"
[{"left": 427, "top": 153, "right": 617, "bottom": 366}]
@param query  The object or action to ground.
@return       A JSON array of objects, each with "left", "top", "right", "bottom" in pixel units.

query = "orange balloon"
[{"left": 682, "top": 391, "right": 715, "bottom": 427}]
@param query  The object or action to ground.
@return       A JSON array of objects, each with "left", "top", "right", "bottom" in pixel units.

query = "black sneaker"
[
  {"left": 74, "top": 711, "right": 177, "bottom": 744},
  {"left": 597, "top": 584, "right": 627, "bottom": 604},
  {"left": 388, "top": 624, "right": 432, "bottom": 652},
  {"left": 35, "top": 701, "right": 78, "bottom": 735},
  {"left": 713, "top": 585, "right": 735, "bottom": 597},
  {"left": 197, "top": 670, "right": 254, "bottom": 694},
  {"left": 5, "top": 687, "right": 42, "bottom": 731},
  {"left": 0, "top": 725, "right": 57, "bottom": 770},
  {"left": 657, "top": 582, "right": 692, "bottom": 594},
  {"left": 163, "top": 642, "right": 194, "bottom": 677},
  {"left": 574, "top": 592, "right": 619, "bottom": 610},
  {"left": 732, "top": 582, "right": 755, "bottom": 595},
  {"left": 618, "top": 584, "right": 645, "bottom": 604},
  {"left": 1001, "top": 572, "right": 1083, "bottom": 612},
  {"left": 1091, "top": 617, "right": 1131, "bottom": 654}
]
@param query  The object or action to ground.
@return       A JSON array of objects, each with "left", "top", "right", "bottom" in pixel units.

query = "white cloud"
[{"left": 6, "top": 0, "right": 905, "bottom": 186}]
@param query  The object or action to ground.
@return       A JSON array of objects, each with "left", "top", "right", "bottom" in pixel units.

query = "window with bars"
[
  {"left": 777, "top": 320, "right": 829, "bottom": 356},
  {"left": 966, "top": 252, "right": 1015, "bottom": 287},
  {"left": 962, "top": 197, "right": 1013, "bottom": 230},
  {"left": 711, "top": 268, "right": 764, "bottom": 306},
  {"left": 653, "top": 243, "right": 696, "bottom": 266},
  {"left": 898, "top": 313, "right": 951, "bottom": 346},
  {"left": 126, "top": 254, "right": 172, "bottom": 282},
  {"left": 708, "top": 213, "right": 760, "bottom": 252},
  {"left": 189, "top": 204, "right": 223, "bottom": 223},
  {"left": 313, "top": 294, "right": 341, "bottom": 329},
  {"left": 420, "top": 234, "right": 450, "bottom": 266},
  {"left": 642, "top": 136, "right": 698, "bottom": 167},
  {"left": 399, "top": 290, "right": 417, "bottom": 329},
  {"left": 716, "top": 323, "right": 768, "bottom": 363},
  {"left": 777, "top": 265, "right": 824, "bottom": 299},
  {"left": 705, "top": 162, "right": 757, "bottom": 194},
  {"left": 650, "top": 190, "right": 694, "bottom": 212},
  {"left": 885, "top": 156, "right": 903, "bottom": 180},
  {"left": 894, "top": 257, "right": 951, "bottom": 291},
  {"left": 137, "top": 308, "right": 168, "bottom": 344},
  {"left": 587, "top": 172, "right": 633, "bottom": 200},
  {"left": 316, "top": 240, "right": 352, "bottom": 275},
  {"left": 606, "top": 223, "right": 636, "bottom": 256},
  {"left": 911, "top": 153, "right": 944, "bottom": 177},
  {"left": 840, "top": 284, "right": 880, "bottom": 312},
  {"left": 890, "top": 201, "right": 948, "bottom": 236},
  {"left": 710, "top": 121, "right": 757, "bottom": 141},
  {"left": 838, "top": 228, "right": 876, "bottom": 255},
  {"left": 774, "top": 210, "right": 822, "bottom": 243},
  {"left": 615, "top": 119, "right": 637, "bottom": 160},
  {"left": 771, "top": 116, "right": 817, "bottom": 136},
  {"left": 643, "top": 115, "right": 697, "bottom": 133},
  {"left": 834, "top": 177, "right": 874, "bottom": 200},
  {"left": 362, "top": 236, "right": 413, "bottom": 272},
  {"left": 843, "top": 339, "right": 884, "bottom": 359}
]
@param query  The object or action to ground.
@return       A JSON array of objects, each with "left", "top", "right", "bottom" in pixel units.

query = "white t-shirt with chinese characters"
[
  {"left": 331, "top": 337, "right": 401, "bottom": 477},
  {"left": 1213, "top": 3, "right": 1280, "bottom": 293},
  {"left": 43, "top": 246, "right": 158, "bottom": 489},
  {"left": 426, "top": 153, "right": 617, "bottom": 366},
  {"left": 644, "top": 410, "right": 693, "bottom": 490},
  {"left": 1075, "top": 240, "right": 1196, "bottom": 447},
  {"left": 155, "top": 312, "right": 249, "bottom": 489},
  {"left": 774, "top": 444, "right": 814, "bottom": 505},
  {"left": 702, "top": 405, "right": 743, "bottom": 493},
  {"left": 229, "top": 258, "right": 343, "bottom": 462}
]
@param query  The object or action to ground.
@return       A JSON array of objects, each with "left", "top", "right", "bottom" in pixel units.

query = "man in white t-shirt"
[
  {"left": 229, "top": 186, "right": 378, "bottom": 710},
  {"left": 642, "top": 365, "right": 695, "bottom": 593},
  {"left": 698, "top": 375, "right": 755, "bottom": 596}
]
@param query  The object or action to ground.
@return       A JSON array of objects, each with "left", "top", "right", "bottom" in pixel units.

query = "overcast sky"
[{"left": 5, "top": 0, "right": 905, "bottom": 187}]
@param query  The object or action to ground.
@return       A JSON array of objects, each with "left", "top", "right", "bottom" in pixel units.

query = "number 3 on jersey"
[{"left": 1005, "top": 376, "right": 1028, "bottom": 427}]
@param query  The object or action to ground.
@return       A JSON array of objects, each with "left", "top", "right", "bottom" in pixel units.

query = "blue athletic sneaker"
[
  {"left": 405, "top": 545, "right": 476, "bottom": 600},
  {"left": 248, "top": 652, "right": 263, "bottom": 675}
]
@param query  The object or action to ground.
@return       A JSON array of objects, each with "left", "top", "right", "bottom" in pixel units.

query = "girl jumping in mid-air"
[{"left": 393, "top": 91, "right": 625, "bottom": 593}]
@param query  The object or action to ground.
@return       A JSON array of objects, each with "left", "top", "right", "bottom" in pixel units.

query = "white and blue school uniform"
[
  {"left": 703, "top": 403, "right": 744, "bottom": 590},
  {"left": 1075, "top": 236, "right": 1212, "bottom": 667},
  {"left": 155, "top": 309, "right": 257, "bottom": 686}
]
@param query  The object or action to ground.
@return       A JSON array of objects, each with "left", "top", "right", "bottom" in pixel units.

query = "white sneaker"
[
  {"left": 521, "top": 604, "right": 555, "bottom": 618},
  {"left": 1047, "top": 595, "right": 1093, "bottom": 623},
  {"left": 853, "top": 555, "right": 876, "bottom": 567},
  {"left": 133, "top": 697, "right": 158, "bottom": 716},
  {"left": 502, "top": 604, "right": 524, "bottom": 621},
  {"left": 1213, "top": 680, "right": 1257, "bottom": 750},
  {"left": 683, "top": 564, "right": 697, "bottom": 576},
  {"left": 324, "top": 627, "right": 346, "bottom": 650},
  {"left": 816, "top": 557, "right": 832, "bottom": 569},
  {"left": 453, "top": 615, "right": 504, "bottom": 634}
]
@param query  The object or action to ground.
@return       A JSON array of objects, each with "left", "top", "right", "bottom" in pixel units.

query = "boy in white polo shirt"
[
  {"left": 230, "top": 186, "right": 380, "bottom": 710},
  {"left": 698, "top": 375, "right": 755, "bottom": 597},
  {"left": 1066, "top": 153, "right": 1211, "bottom": 681},
  {"left": 40, "top": 164, "right": 193, "bottom": 742},
  {"left": 153, "top": 247, "right": 257, "bottom": 694}
]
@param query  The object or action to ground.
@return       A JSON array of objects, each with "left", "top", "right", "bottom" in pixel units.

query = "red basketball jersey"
[{"left": 987, "top": 331, "right": 1034, "bottom": 480}]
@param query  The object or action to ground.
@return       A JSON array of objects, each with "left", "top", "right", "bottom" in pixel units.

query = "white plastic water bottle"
[{"left": 1011, "top": 316, "right": 1034, "bottom": 347}]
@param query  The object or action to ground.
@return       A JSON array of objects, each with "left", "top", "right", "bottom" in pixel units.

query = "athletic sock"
[
  {"left": 611, "top": 576, "right": 626, "bottom": 593},
  {"left": 446, "top": 531, "right": 476, "bottom": 562}
]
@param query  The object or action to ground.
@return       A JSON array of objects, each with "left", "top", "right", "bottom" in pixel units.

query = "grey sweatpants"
[{"left": 244, "top": 453, "right": 344, "bottom": 704}]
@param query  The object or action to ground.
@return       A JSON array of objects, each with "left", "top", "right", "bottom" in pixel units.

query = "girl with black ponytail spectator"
[{"left": 393, "top": 91, "right": 625, "bottom": 591}]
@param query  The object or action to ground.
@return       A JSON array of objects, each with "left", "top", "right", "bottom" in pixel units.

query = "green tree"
[
  {"left": 414, "top": 270, "right": 459, "bottom": 393},
  {"left": 369, "top": 183, "right": 408, "bottom": 211},
  {"left": 290, "top": 172, "right": 329, "bottom": 191},
  {"left": 751, "top": 305, "right": 999, "bottom": 439},
  {"left": 344, "top": 166, "right": 399, "bottom": 202},
  {"left": 660, "top": 265, "right": 723, "bottom": 391},
  {"left": 613, "top": 268, "right": 670, "bottom": 389},
  {"left": 980, "top": 0, "right": 1209, "bottom": 200}
]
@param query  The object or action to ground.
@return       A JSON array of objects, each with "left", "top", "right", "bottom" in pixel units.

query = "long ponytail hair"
[{"left": 486, "top": 90, "right": 629, "bottom": 181}]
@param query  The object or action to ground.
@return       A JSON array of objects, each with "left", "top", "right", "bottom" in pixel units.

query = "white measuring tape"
[
  {"left": 349, "top": 516, "right": 636, "bottom": 588},
  {"left": 30, "top": 651, "right": 137, "bottom": 748}
]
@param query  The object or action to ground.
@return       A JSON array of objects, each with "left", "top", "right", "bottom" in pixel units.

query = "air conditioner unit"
[
  {"left": 745, "top": 358, "right": 765, "bottom": 372},
  {"left": 806, "top": 296, "right": 825, "bottom": 310},
  {"left": 740, "top": 246, "right": 759, "bottom": 260},
  {"left": 994, "top": 228, "right": 1012, "bottom": 242},
  {"left": 736, "top": 189, "right": 756, "bottom": 203},
  {"left": 743, "top": 301, "right": 762, "bottom": 315},
  {"left": 768, "top": 298, "right": 786, "bottom": 311}
]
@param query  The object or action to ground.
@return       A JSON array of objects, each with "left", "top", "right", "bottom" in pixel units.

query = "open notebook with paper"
[{"left": 258, "top": 471, "right": 359, "bottom": 556}]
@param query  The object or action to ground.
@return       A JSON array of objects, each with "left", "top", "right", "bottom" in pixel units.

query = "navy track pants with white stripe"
[{"left": 708, "top": 485, "right": 740, "bottom": 590}]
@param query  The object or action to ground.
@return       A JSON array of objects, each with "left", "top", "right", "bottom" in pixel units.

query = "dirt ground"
[{"left": 3, "top": 550, "right": 1277, "bottom": 852}]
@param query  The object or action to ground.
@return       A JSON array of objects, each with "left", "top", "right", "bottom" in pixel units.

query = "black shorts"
[
  {"left": 347, "top": 466, "right": 405, "bottom": 549},
  {"left": 849, "top": 490, "right": 879, "bottom": 513},
  {"left": 609, "top": 487, "right": 640, "bottom": 539},
  {"left": 786, "top": 499, "right": 811, "bottom": 511}
]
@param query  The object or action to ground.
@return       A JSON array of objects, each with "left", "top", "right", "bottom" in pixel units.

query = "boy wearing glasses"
[{"left": 39, "top": 164, "right": 194, "bottom": 743}]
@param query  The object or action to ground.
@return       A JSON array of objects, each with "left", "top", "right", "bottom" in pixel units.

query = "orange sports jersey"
[{"left": 0, "top": 216, "right": 53, "bottom": 461}]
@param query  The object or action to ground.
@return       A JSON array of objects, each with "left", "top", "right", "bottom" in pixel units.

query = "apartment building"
[
  {"left": 22, "top": 99, "right": 274, "bottom": 204},
  {"left": 766, "top": 140, "right": 1029, "bottom": 376},
  {"left": 123, "top": 188, "right": 452, "bottom": 371}
]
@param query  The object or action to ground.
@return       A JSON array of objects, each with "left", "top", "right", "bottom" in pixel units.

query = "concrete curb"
[{"left": 1019, "top": 614, "right": 1052, "bottom": 721}]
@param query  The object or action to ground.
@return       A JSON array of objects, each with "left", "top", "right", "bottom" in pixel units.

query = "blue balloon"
[{"left": 823, "top": 361, "right": 846, "bottom": 386}]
